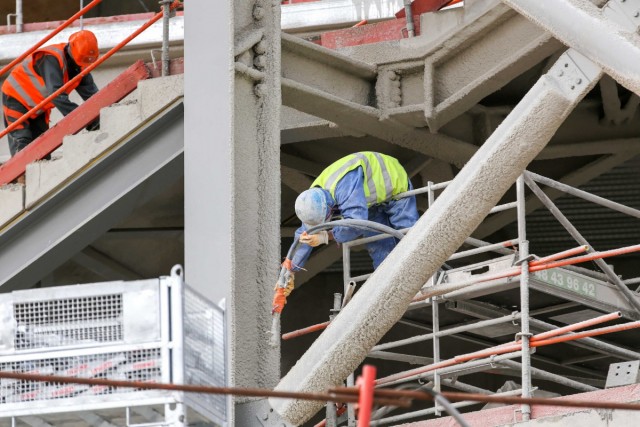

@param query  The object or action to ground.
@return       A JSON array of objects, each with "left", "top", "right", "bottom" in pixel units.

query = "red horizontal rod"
[
  {"left": 285, "top": 244, "right": 640, "bottom": 342},
  {"left": 413, "top": 243, "right": 640, "bottom": 303},
  {"left": 0, "top": 0, "right": 181, "bottom": 143},
  {"left": 282, "top": 321, "right": 331, "bottom": 340},
  {"left": 0, "top": 0, "right": 103, "bottom": 78},
  {"left": 531, "top": 311, "right": 620, "bottom": 342},
  {"left": 530, "top": 245, "right": 589, "bottom": 266},
  {"left": 376, "top": 312, "right": 630, "bottom": 386}
]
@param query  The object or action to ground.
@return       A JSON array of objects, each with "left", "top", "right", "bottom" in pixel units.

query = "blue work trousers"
[{"left": 364, "top": 194, "right": 419, "bottom": 269}]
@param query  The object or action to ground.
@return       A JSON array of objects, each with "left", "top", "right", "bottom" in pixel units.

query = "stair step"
[
  {"left": 137, "top": 74, "right": 184, "bottom": 120},
  {"left": 100, "top": 102, "right": 142, "bottom": 138},
  {"left": 0, "top": 184, "right": 25, "bottom": 228},
  {"left": 25, "top": 157, "right": 65, "bottom": 208}
]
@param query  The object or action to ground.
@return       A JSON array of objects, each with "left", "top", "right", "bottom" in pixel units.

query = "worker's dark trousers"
[{"left": 2, "top": 93, "right": 49, "bottom": 156}]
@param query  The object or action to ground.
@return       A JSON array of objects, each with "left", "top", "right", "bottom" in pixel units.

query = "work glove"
[
  {"left": 85, "top": 118, "right": 100, "bottom": 132},
  {"left": 300, "top": 230, "right": 329, "bottom": 247}
]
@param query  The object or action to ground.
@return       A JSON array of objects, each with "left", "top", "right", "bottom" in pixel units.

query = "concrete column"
[
  {"left": 270, "top": 49, "right": 602, "bottom": 425},
  {"left": 184, "top": 0, "right": 281, "bottom": 423}
]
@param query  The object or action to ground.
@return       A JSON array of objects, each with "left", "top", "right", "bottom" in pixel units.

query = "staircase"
[{"left": 0, "top": 71, "right": 185, "bottom": 292}]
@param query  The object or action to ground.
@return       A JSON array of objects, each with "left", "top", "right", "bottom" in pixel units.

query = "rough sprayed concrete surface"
[
  {"left": 512, "top": 409, "right": 640, "bottom": 427},
  {"left": 24, "top": 75, "right": 184, "bottom": 208},
  {"left": 230, "top": 0, "right": 282, "bottom": 409},
  {"left": 0, "top": 185, "right": 24, "bottom": 227},
  {"left": 398, "top": 384, "right": 640, "bottom": 426},
  {"left": 271, "top": 75, "right": 584, "bottom": 425},
  {"left": 503, "top": 0, "right": 640, "bottom": 96}
]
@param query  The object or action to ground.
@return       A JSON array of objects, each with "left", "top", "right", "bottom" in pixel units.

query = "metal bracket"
[
  {"left": 604, "top": 0, "right": 640, "bottom": 32},
  {"left": 546, "top": 49, "right": 601, "bottom": 98},
  {"left": 513, "top": 254, "right": 534, "bottom": 266}
]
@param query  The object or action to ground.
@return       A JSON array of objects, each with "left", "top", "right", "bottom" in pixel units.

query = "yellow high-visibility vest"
[{"left": 311, "top": 152, "right": 408, "bottom": 207}]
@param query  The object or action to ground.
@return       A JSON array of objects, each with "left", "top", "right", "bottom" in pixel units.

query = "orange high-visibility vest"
[{"left": 1, "top": 44, "right": 80, "bottom": 119}]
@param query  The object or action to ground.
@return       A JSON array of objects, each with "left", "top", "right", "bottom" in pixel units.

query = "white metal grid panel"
[
  {"left": 183, "top": 286, "right": 226, "bottom": 423},
  {"left": 13, "top": 294, "right": 124, "bottom": 351},
  {"left": 0, "top": 348, "right": 163, "bottom": 408},
  {"left": 0, "top": 281, "right": 162, "bottom": 355}
]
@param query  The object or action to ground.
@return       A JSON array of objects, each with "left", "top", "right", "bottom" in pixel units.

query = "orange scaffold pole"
[
  {"left": 282, "top": 244, "right": 640, "bottom": 340},
  {"left": 376, "top": 312, "right": 631, "bottom": 386},
  {"left": 0, "top": 0, "right": 103, "bottom": 78}
]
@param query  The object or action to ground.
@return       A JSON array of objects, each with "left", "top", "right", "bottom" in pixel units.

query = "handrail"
[
  {"left": 0, "top": 0, "right": 103, "bottom": 78},
  {"left": 0, "top": 0, "right": 181, "bottom": 146}
]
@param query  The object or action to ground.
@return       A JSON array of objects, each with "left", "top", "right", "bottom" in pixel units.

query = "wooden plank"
[{"left": 0, "top": 60, "right": 150, "bottom": 186}]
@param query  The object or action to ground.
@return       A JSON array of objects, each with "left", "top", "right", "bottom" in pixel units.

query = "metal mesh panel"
[
  {"left": 14, "top": 294, "right": 124, "bottom": 350},
  {"left": 183, "top": 287, "right": 225, "bottom": 421},
  {"left": 0, "top": 348, "right": 162, "bottom": 404}
]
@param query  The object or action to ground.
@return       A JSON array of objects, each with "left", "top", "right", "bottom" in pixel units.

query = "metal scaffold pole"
[{"left": 516, "top": 175, "right": 532, "bottom": 421}]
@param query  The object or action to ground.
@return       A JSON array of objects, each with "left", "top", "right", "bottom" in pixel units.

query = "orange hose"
[{"left": 0, "top": 0, "right": 103, "bottom": 78}]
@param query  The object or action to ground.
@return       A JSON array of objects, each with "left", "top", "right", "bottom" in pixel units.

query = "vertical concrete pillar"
[{"left": 185, "top": 0, "right": 281, "bottom": 423}]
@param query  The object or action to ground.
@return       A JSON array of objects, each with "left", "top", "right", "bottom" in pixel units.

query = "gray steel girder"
[
  {"left": 503, "top": 0, "right": 640, "bottom": 95},
  {"left": 0, "top": 101, "right": 185, "bottom": 292}
]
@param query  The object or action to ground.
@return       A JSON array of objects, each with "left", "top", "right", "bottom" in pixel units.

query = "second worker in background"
[{"left": 2, "top": 30, "right": 100, "bottom": 157}]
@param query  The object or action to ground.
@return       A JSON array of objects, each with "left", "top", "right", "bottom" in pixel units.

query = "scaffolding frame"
[{"left": 327, "top": 169, "right": 640, "bottom": 426}]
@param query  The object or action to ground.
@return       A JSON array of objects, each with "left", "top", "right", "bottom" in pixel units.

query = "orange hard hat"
[{"left": 68, "top": 30, "right": 99, "bottom": 68}]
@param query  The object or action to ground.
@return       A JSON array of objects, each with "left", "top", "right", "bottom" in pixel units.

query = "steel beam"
[
  {"left": 502, "top": 0, "right": 640, "bottom": 95},
  {"left": 282, "top": 78, "right": 477, "bottom": 166},
  {"left": 72, "top": 246, "right": 144, "bottom": 281},
  {"left": 0, "top": 102, "right": 184, "bottom": 292},
  {"left": 271, "top": 45, "right": 602, "bottom": 424},
  {"left": 474, "top": 152, "right": 637, "bottom": 239}
]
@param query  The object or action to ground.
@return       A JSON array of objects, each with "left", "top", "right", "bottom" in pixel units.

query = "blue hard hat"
[{"left": 295, "top": 188, "right": 330, "bottom": 228}]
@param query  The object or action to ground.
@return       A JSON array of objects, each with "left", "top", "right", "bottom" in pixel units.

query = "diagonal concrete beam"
[
  {"left": 271, "top": 49, "right": 603, "bottom": 424},
  {"left": 502, "top": 0, "right": 640, "bottom": 96}
]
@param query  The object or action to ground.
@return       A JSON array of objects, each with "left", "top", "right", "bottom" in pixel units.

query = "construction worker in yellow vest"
[{"left": 273, "top": 152, "right": 419, "bottom": 312}]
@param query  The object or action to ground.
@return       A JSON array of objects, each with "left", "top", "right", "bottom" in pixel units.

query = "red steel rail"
[
  {"left": 3, "top": 368, "right": 640, "bottom": 417},
  {"left": 0, "top": 0, "right": 181, "bottom": 184},
  {"left": 0, "top": 0, "right": 103, "bottom": 78}
]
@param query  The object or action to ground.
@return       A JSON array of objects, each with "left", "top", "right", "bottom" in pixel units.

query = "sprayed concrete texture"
[
  {"left": 502, "top": 0, "right": 640, "bottom": 96},
  {"left": 228, "top": 0, "right": 281, "bottom": 412},
  {"left": 7, "top": 74, "right": 184, "bottom": 213},
  {"left": 0, "top": 185, "right": 24, "bottom": 226},
  {"left": 270, "top": 52, "right": 600, "bottom": 425},
  {"left": 398, "top": 384, "right": 640, "bottom": 426}
]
